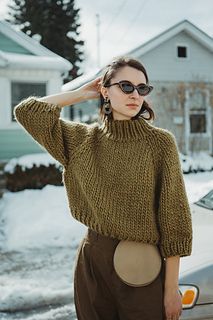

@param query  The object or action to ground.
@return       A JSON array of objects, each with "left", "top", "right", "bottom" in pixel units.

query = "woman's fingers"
[
  {"left": 84, "top": 76, "right": 102, "bottom": 89},
  {"left": 94, "top": 76, "right": 103, "bottom": 83},
  {"left": 78, "top": 75, "right": 103, "bottom": 101},
  {"left": 88, "top": 76, "right": 103, "bottom": 93}
]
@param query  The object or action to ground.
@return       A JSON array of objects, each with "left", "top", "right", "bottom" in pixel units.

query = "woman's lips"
[{"left": 126, "top": 104, "right": 138, "bottom": 109}]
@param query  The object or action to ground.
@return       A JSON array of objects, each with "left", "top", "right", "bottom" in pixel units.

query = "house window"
[
  {"left": 189, "top": 112, "right": 206, "bottom": 133},
  {"left": 11, "top": 82, "right": 46, "bottom": 121},
  {"left": 189, "top": 90, "right": 207, "bottom": 134},
  {"left": 177, "top": 46, "right": 187, "bottom": 58}
]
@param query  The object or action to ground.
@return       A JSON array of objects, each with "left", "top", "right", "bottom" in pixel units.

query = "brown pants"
[{"left": 73, "top": 228, "right": 166, "bottom": 320}]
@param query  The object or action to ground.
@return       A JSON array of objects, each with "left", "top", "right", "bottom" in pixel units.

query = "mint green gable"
[
  {"left": 0, "top": 129, "right": 46, "bottom": 161},
  {"left": 0, "top": 31, "right": 34, "bottom": 54}
]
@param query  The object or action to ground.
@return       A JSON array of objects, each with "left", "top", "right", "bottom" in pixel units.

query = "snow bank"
[
  {"left": 4, "top": 153, "right": 61, "bottom": 174},
  {"left": 1, "top": 185, "right": 87, "bottom": 251},
  {"left": 0, "top": 279, "right": 72, "bottom": 311},
  {"left": 24, "top": 305, "right": 75, "bottom": 320},
  {"left": 181, "top": 152, "right": 213, "bottom": 173}
]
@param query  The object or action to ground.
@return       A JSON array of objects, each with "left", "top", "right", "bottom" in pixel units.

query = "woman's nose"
[{"left": 131, "top": 88, "right": 140, "bottom": 98}]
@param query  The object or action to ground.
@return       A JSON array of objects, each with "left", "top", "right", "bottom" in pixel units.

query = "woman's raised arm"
[
  {"left": 13, "top": 76, "right": 102, "bottom": 167},
  {"left": 38, "top": 76, "right": 102, "bottom": 107}
]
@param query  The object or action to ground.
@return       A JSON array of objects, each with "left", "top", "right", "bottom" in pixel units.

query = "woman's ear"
[{"left": 100, "top": 86, "right": 108, "bottom": 99}]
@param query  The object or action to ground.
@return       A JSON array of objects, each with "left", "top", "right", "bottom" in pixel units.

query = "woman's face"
[{"left": 101, "top": 66, "right": 147, "bottom": 121}]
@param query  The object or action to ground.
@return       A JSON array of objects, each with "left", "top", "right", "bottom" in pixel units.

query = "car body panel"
[{"left": 178, "top": 189, "right": 213, "bottom": 319}]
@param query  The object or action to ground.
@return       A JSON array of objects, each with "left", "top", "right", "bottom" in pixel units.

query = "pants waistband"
[
  {"left": 84, "top": 228, "right": 120, "bottom": 246},
  {"left": 84, "top": 228, "right": 165, "bottom": 260}
]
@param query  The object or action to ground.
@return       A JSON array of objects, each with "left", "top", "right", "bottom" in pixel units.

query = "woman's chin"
[{"left": 112, "top": 111, "right": 137, "bottom": 121}]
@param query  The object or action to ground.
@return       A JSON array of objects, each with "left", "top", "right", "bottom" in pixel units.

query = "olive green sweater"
[{"left": 14, "top": 97, "right": 193, "bottom": 258}]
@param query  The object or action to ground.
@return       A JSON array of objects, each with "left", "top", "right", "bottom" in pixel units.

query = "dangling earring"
[{"left": 103, "top": 97, "right": 112, "bottom": 115}]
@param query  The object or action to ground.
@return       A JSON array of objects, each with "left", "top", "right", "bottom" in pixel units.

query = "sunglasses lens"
[
  {"left": 138, "top": 85, "right": 151, "bottom": 96},
  {"left": 120, "top": 82, "right": 134, "bottom": 93}
]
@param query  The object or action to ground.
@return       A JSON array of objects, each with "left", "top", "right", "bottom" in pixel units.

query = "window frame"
[
  {"left": 189, "top": 110, "right": 207, "bottom": 135},
  {"left": 11, "top": 81, "right": 47, "bottom": 123},
  {"left": 175, "top": 43, "right": 190, "bottom": 61}
]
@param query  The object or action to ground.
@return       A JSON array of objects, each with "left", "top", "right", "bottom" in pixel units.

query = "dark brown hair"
[{"left": 99, "top": 56, "right": 155, "bottom": 122}]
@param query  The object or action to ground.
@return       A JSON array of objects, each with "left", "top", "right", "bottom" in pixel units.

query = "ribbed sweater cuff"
[{"left": 160, "top": 238, "right": 193, "bottom": 258}]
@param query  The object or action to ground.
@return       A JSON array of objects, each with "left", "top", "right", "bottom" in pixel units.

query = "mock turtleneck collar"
[{"left": 99, "top": 116, "right": 152, "bottom": 141}]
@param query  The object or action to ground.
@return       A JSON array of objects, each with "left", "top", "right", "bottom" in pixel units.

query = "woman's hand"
[
  {"left": 164, "top": 288, "right": 182, "bottom": 320},
  {"left": 79, "top": 76, "right": 103, "bottom": 101}
]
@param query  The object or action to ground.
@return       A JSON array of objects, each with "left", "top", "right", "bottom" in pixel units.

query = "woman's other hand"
[{"left": 164, "top": 287, "right": 182, "bottom": 320}]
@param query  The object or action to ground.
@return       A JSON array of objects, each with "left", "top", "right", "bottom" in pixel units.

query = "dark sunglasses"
[{"left": 105, "top": 80, "right": 153, "bottom": 96}]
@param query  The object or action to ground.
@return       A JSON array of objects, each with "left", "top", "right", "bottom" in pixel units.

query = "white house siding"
[
  {"left": 146, "top": 81, "right": 187, "bottom": 152},
  {"left": 185, "top": 86, "right": 213, "bottom": 154},
  {"left": 138, "top": 31, "right": 213, "bottom": 83},
  {"left": 147, "top": 82, "right": 213, "bottom": 155},
  {"left": 0, "top": 76, "right": 10, "bottom": 126}
]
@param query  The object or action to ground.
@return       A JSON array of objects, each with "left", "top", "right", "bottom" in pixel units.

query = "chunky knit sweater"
[{"left": 14, "top": 97, "right": 193, "bottom": 258}]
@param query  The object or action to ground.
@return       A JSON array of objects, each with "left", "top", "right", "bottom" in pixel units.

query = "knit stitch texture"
[{"left": 14, "top": 97, "right": 193, "bottom": 258}]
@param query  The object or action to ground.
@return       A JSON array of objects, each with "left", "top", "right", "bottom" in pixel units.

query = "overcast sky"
[{"left": 0, "top": 0, "right": 213, "bottom": 72}]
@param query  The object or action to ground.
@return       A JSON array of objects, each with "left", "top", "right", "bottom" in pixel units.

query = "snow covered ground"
[
  {"left": 0, "top": 166, "right": 213, "bottom": 319},
  {"left": 0, "top": 184, "right": 87, "bottom": 320}
]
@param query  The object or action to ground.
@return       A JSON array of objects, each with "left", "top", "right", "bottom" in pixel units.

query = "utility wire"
[
  {"left": 116, "top": 0, "right": 149, "bottom": 45},
  {"left": 100, "top": 0, "right": 128, "bottom": 37}
]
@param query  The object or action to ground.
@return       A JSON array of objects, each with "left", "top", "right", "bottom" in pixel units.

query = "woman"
[{"left": 14, "top": 56, "right": 193, "bottom": 320}]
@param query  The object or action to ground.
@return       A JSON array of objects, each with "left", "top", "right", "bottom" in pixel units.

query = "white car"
[
  {"left": 179, "top": 252, "right": 213, "bottom": 319},
  {"left": 179, "top": 190, "right": 213, "bottom": 319}
]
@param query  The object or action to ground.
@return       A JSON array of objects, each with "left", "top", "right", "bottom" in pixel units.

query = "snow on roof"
[
  {"left": 0, "top": 50, "right": 71, "bottom": 71},
  {"left": 0, "top": 20, "right": 72, "bottom": 71},
  {"left": 0, "top": 20, "right": 62, "bottom": 58}
]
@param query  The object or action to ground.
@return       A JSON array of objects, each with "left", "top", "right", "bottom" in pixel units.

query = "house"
[
  {"left": 63, "top": 20, "right": 213, "bottom": 155},
  {"left": 0, "top": 20, "right": 72, "bottom": 161}
]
